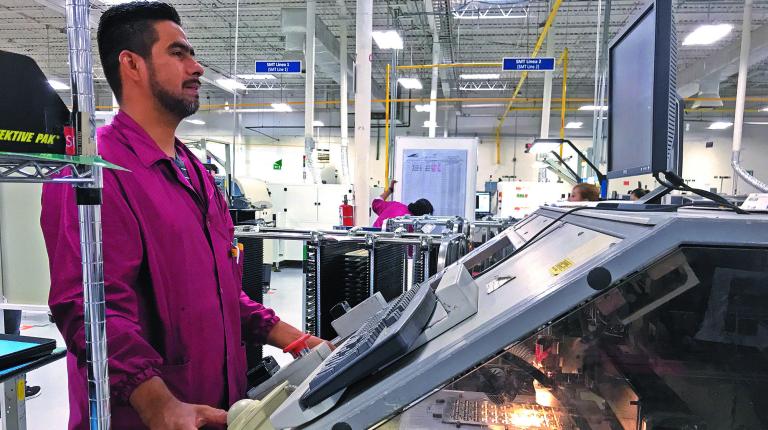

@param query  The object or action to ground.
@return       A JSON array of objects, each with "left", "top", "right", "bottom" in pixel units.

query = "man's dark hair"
[
  {"left": 97, "top": 1, "right": 181, "bottom": 101},
  {"left": 572, "top": 183, "right": 601, "bottom": 202},
  {"left": 408, "top": 199, "right": 434, "bottom": 216}
]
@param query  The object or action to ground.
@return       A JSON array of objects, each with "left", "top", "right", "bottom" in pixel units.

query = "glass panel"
[{"left": 384, "top": 247, "right": 768, "bottom": 429}]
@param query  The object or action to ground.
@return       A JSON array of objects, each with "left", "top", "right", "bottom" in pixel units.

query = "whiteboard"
[{"left": 394, "top": 137, "right": 478, "bottom": 220}]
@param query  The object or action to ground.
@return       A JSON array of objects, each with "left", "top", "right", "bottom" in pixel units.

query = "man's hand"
[
  {"left": 131, "top": 377, "right": 227, "bottom": 430},
  {"left": 388, "top": 180, "right": 397, "bottom": 193},
  {"left": 306, "top": 335, "right": 336, "bottom": 351}
]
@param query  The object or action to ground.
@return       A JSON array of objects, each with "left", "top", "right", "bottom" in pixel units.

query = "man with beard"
[{"left": 40, "top": 2, "right": 327, "bottom": 429}]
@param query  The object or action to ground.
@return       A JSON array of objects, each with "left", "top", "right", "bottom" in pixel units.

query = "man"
[
  {"left": 630, "top": 188, "right": 649, "bottom": 201},
  {"left": 41, "top": 3, "right": 326, "bottom": 429},
  {"left": 371, "top": 180, "right": 434, "bottom": 229},
  {"left": 568, "top": 183, "right": 600, "bottom": 202}
]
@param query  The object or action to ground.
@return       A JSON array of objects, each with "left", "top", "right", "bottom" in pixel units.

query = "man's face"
[{"left": 145, "top": 21, "right": 204, "bottom": 119}]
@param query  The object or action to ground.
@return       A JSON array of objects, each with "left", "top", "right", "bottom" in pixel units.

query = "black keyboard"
[{"left": 299, "top": 281, "right": 437, "bottom": 408}]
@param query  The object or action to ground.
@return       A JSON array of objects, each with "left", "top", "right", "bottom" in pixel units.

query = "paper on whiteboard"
[{"left": 401, "top": 149, "right": 468, "bottom": 217}]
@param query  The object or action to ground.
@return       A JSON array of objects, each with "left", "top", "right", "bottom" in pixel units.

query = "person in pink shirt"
[
  {"left": 40, "top": 3, "right": 328, "bottom": 429},
  {"left": 371, "top": 180, "right": 434, "bottom": 229}
]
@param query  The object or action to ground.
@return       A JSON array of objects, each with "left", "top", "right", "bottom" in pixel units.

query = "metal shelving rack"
[{"left": 0, "top": 0, "right": 110, "bottom": 428}]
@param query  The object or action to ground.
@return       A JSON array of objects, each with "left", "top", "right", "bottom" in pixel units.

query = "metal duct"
[{"left": 281, "top": 8, "right": 385, "bottom": 104}]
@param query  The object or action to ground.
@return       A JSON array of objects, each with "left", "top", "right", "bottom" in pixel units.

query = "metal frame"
[{"left": 0, "top": 157, "right": 93, "bottom": 184}]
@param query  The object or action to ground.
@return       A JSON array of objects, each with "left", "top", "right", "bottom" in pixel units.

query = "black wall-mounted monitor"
[{"left": 607, "top": 0, "right": 679, "bottom": 179}]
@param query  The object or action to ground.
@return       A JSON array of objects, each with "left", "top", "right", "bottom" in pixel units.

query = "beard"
[{"left": 148, "top": 64, "right": 200, "bottom": 120}]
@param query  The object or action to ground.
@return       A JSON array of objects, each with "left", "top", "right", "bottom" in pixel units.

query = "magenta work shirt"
[
  {"left": 41, "top": 111, "right": 279, "bottom": 429},
  {"left": 371, "top": 198, "right": 411, "bottom": 228}
]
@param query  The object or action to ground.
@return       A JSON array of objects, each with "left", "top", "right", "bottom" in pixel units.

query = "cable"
[{"left": 655, "top": 171, "right": 750, "bottom": 215}]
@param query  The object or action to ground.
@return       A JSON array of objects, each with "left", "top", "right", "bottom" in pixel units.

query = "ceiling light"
[
  {"left": 760, "top": 106, "right": 768, "bottom": 112},
  {"left": 271, "top": 103, "right": 293, "bottom": 112},
  {"left": 579, "top": 105, "right": 607, "bottom": 111},
  {"left": 565, "top": 121, "right": 583, "bottom": 129},
  {"left": 184, "top": 119, "right": 206, "bottom": 125},
  {"left": 414, "top": 104, "right": 431, "bottom": 112},
  {"left": 312, "top": 120, "right": 324, "bottom": 127},
  {"left": 216, "top": 78, "right": 247, "bottom": 91},
  {"left": 235, "top": 108, "right": 278, "bottom": 113},
  {"left": 422, "top": 120, "right": 438, "bottom": 128},
  {"left": 683, "top": 24, "right": 733, "bottom": 46},
  {"left": 708, "top": 121, "right": 733, "bottom": 130},
  {"left": 372, "top": 30, "right": 403, "bottom": 50},
  {"left": 48, "top": 79, "right": 70, "bottom": 90},
  {"left": 236, "top": 74, "right": 277, "bottom": 80},
  {"left": 461, "top": 103, "right": 505, "bottom": 108},
  {"left": 99, "top": 0, "right": 156, "bottom": 4},
  {"left": 746, "top": 122, "right": 768, "bottom": 125},
  {"left": 459, "top": 73, "right": 500, "bottom": 80},
  {"left": 398, "top": 78, "right": 422, "bottom": 89}
]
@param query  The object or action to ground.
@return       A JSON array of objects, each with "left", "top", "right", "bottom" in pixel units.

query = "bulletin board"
[{"left": 394, "top": 137, "right": 479, "bottom": 220}]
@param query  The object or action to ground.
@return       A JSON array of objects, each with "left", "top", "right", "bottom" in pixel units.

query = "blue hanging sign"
[
  {"left": 255, "top": 61, "right": 302, "bottom": 74},
  {"left": 502, "top": 57, "right": 556, "bottom": 71}
]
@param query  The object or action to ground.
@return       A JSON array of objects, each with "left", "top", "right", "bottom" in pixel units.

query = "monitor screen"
[
  {"left": 607, "top": 0, "right": 677, "bottom": 180},
  {"left": 475, "top": 192, "right": 491, "bottom": 213},
  {"left": 608, "top": 6, "right": 656, "bottom": 177}
]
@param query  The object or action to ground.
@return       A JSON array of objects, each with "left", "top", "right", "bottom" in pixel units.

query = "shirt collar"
[{"left": 110, "top": 110, "right": 183, "bottom": 168}]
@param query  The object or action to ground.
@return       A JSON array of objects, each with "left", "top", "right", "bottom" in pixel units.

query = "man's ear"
[{"left": 118, "top": 50, "right": 145, "bottom": 86}]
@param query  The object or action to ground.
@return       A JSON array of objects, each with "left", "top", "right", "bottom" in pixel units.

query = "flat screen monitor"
[
  {"left": 607, "top": 0, "right": 678, "bottom": 179},
  {"left": 475, "top": 192, "right": 491, "bottom": 214}
]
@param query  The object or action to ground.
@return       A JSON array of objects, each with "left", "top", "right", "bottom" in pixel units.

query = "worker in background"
[
  {"left": 371, "top": 180, "right": 434, "bottom": 229},
  {"left": 630, "top": 188, "right": 649, "bottom": 201},
  {"left": 40, "top": 3, "right": 328, "bottom": 429},
  {"left": 568, "top": 183, "right": 601, "bottom": 202}
]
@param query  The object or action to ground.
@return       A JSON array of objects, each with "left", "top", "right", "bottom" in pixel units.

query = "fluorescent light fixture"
[
  {"left": 48, "top": 79, "right": 70, "bottom": 90},
  {"left": 746, "top": 122, "right": 768, "bottom": 125},
  {"left": 683, "top": 24, "right": 733, "bottom": 46},
  {"left": 184, "top": 119, "right": 206, "bottom": 125},
  {"left": 235, "top": 108, "right": 277, "bottom": 113},
  {"left": 461, "top": 103, "right": 505, "bottom": 108},
  {"left": 760, "top": 106, "right": 768, "bottom": 112},
  {"left": 271, "top": 103, "right": 293, "bottom": 112},
  {"left": 372, "top": 30, "right": 403, "bottom": 50},
  {"left": 565, "top": 121, "right": 583, "bottom": 129},
  {"left": 528, "top": 139, "right": 561, "bottom": 154},
  {"left": 94, "top": 111, "right": 115, "bottom": 118},
  {"left": 215, "top": 78, "right": 247, "bottom": 91},
  {"left": 312, "top": 120, "right": 324, "bottom": 127},
  {"left": 422, "top": 120, "right": 438, "bottom": 128},
  {"left": 579, "top": 105, "right": 607, "bottom": 111},
  {"left": 414, "top": 104, "right": 431, "bottom": 112},
  {"left": 236, "top": 74, "right": 277, "bottom": 80},
  {"left": 398, "top": 78, "right": 422, "bottom": 89},
  {"left": 459, "top": 73, "right": 500, "bottom": 80},
  {"left": 708, "top": 121, "right": 733, "bottom": 130},
  {"left": 100, "top": 0, "right": 155, "bottom": 4}
]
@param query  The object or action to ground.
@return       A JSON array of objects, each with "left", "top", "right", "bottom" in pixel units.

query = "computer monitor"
[
  {"left": 475, "top": 191, "right": 491, "bottom": 214},
  {"left": 607, "top": 0, "right": 679, "bottom": 179}
]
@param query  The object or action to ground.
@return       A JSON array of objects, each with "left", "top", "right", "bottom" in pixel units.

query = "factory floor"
[{"left": 15, "top": 267, "right": 305, "bottom": 429}]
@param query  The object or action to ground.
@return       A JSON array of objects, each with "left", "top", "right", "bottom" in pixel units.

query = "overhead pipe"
[
  {"left": 428, "top": 32, "right": 440, "bottom": 138},
  {"left": 731, "top": 0, "right": 768, "bottom": 193},
  {"left": 339, "top": 22, "right": 350, "bottom": 182},
  {"left": 65, "top": 0, "right": 110, "bottom": 428}
]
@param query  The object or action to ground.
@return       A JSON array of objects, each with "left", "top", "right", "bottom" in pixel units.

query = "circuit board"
[{"left": 440, "top": 397, "right": 571, "bottom": 429}]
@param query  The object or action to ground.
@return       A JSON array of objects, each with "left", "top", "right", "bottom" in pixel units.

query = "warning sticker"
[{"left": 549, "top": 258, "right": 574, "bottom": 276}]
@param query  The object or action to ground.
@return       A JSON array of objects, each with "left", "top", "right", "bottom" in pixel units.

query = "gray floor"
[{"left": 15, "top": 267, "right": 305, "bottom": 429}]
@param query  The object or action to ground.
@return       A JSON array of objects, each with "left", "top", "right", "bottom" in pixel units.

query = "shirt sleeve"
[
  {"left": 239, "top": 291, "right": 280, "bottom": 345},
  {"left": 41, "top": 171, "right": 164, "bottom": 405},
  {"left": 371, "top": 198, "right": 388, "bottom": 215}
]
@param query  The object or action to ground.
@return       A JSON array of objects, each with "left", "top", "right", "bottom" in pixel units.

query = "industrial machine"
[{"left": 268, "top": 205, "right": 768, "bottom": 429}]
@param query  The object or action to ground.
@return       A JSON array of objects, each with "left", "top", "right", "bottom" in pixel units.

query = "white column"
[
  {"left": 731, "top": 0, "right": 751, "bottom": 194},
  {"left": 304, "top": 0, "right": 317, "bottom": 183},
  {"left": 354, "top": 0, "right": 373, "bottom": 225},
  {"left": 428, "top": 34, "right": 439, "bottom": 138},
  {"left": 340, "top": 23, "right": 350, "bottom": 182},
  {"left": 539, "top": 30, "right": 555, "bottom": 138}
]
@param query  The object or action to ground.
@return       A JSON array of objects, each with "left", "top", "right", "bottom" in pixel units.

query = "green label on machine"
[{"left": 273, "top": 159, "right": 282, "bottom": 170}]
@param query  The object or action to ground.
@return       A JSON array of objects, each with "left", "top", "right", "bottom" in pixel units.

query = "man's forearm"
[
  {"left": 379, "top": 189, "right": 392, "bottom": 200},
  {"left": 130, "top": 376, "right": 177, "bottom": 423},
  {"left": 265, "top": 320, "right": 307, "bottom": 349}
]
